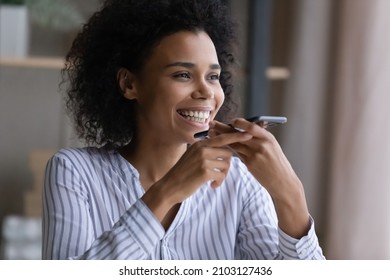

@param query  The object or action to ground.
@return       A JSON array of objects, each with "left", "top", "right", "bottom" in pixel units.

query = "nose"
[{"left": 192, "top": 80, "right": 214, "bottom": 99}]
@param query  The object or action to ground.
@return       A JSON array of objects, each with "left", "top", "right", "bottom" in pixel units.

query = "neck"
[{"left": 119, "top": 134, "right": 187, "bottom": 191}]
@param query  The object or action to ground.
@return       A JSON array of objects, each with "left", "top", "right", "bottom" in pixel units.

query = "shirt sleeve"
[
  {"left": 234, "top": 161, "right": 325, "bottom": 260},
  {"left": 42, "top": 154, "right": 165, "bottom": 260},
  {"left": 278, "top": 216, "right": 325, "bottom": 259}
]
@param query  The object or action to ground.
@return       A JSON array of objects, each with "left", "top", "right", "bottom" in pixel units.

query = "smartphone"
[
  {"left": 245, "top": 115, "right": 287, "bottom": 127},
  {"left": 194, "top": 115, "right": 287, "bottom": 139}
]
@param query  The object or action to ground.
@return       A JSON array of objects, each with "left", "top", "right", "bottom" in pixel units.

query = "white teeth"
[{"left": 178, "top": 110, "right": 211, "bottom": 123}]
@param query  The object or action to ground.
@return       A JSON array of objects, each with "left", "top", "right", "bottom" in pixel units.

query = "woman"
[{"left": 42, "top": 0, "right": 325, "bottom": 260}]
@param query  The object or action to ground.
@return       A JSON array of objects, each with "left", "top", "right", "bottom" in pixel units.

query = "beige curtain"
[
  {"left": 281, "top": 0, "right": 333, "bottom": 244},
  {"left": 281, "top": 0, "right": 390, "bottom": 259},
  {"left": 326, "top": 0, "right": 390, "bottom": 259}
]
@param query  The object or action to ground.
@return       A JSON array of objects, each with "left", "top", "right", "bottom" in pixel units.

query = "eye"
[
  {"left": 208, "top": 73, "right": 220, "bottom": 81},
  {"left": 173, "top": 72, "right": 191, "bottom": 80}
]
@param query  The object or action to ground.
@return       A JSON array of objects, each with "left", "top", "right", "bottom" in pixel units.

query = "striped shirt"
[{"left": 42, "top": 146, "right": 324, "bottom": 260}]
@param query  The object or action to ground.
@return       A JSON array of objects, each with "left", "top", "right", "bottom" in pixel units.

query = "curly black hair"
[{"left": 63, "top": 0, "right": 239, "bottom": 146}]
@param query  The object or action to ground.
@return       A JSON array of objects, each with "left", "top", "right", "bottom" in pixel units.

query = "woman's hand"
[
  {"left": 210, "top": 119, "right": 299, "bottom": 200},
  {"left": 209, "top": 118, "right": 311, "bottom": 238},
  {"left": 142, "top": 131, "right": 252, "bottom": 224}
]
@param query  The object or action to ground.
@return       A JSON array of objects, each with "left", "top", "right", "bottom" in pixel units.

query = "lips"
[{"left": 177, "top": 110, "right": 211, "bottom": 123}]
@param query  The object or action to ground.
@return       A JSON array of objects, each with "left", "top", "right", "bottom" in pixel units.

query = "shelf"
[
  {"left": 266, "top": 67, "right": 290, "bottom": 80},
  {"left": 0, "top": 56, "right": 64, "bottom": 69}
]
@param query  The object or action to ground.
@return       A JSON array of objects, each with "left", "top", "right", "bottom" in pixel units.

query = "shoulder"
[
  {"left": 45, "top": 146, "right": 120, "bottom": 185},
  {"left": 51, "top": 146, "right": 99, "bottom": 163},
  {"left": 48, "top": 146, "right": 115, "bottom": 171}
]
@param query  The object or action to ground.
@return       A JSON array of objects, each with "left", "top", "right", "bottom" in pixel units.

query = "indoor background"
[{"left": 1, "top": 0, "right": 389, "bottom": 259}]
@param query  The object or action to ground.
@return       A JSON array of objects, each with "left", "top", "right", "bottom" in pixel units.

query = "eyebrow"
[{"left": 165, "top": 62, "right": 221, "bottom": 70}]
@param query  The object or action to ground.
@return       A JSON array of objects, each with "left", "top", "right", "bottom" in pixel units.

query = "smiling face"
[{"left": 125, "top": 30, "right": 224, "bottom": 144}]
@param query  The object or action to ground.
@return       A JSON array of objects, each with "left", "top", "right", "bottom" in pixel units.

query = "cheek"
[{"left": 215, "top": 89, "right": 225, "bottom": 110}]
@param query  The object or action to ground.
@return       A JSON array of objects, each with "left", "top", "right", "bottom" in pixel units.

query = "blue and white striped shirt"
[{"left": 42, "top": 146, "right": 324, "bottom": 260}]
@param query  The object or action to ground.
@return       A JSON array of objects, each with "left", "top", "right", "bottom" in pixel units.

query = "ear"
[{"left": 117, "top": 68, "right": 138, "bottom": 100}]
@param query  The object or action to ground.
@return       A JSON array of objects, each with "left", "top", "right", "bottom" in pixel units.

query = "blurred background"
[{"left": 1, "top": 0, "right": 389, "bottom": 260}]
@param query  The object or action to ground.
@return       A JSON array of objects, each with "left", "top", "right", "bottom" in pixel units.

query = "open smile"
[{"left": 177, "top": 110, "right": 211, "bottom": 123}]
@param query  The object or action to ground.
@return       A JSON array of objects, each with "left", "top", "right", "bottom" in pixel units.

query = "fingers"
[
  {"left": 210, "top": 118, "right": 268, "bottom": 138},
  {"left": 209, "top": 118, "right": 272, "bottom": 154},
  {"left": 208, "top": 120, "right": 235, "bottom": 135},
  {"left": 228, "top": 142, "right": 253, "bottom": 157},
  {"left": 230, "top": 118, "right": 265, "bottom": 135},
  {"left": 206, "top": 156, "right": 232, "bottom": 188},
  {"left": 182, "top": 126, "right": 253, "bottom": 192},
  {"left": 196, "top": 127, "right": 253, "bottom": 148}
]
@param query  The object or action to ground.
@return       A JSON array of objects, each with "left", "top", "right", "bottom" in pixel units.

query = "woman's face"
[{"left": 129, "top": 31, "right": 224, "bottom": 144}]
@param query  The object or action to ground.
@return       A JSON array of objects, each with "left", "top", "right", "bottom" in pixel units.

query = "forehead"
[{"left": 147, "top": 31, "right": 219, "bottom": 65}]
